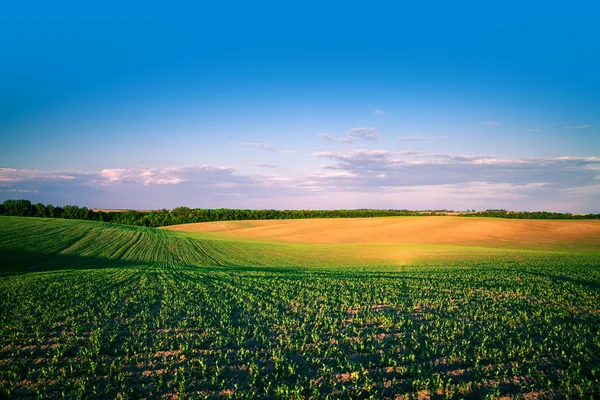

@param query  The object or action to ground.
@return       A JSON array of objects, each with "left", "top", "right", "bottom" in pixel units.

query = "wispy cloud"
[
  {"left": 318, "top": 127, "right": 382, "bottom": 144},
  {"left": 233, "top": 142, "right": 276, "bottom": 152},
  {"left": 565, "top": 125, "right": 590, "bottom": 129},
  {"left": 233, "top": 142, "right": 295, "bottom": 153},
  {"left": 379, "top": 181, "right": 553, "bottom": 201},
  {"left": 400, "top": 150, "right": 501, "bottom": 164},
  {"left": 1, "top": 154, "right": 599, "bottom": 211},
  {"left": 371, "top": 109, "right": 386, "bottom": 116},
  {"left": 314, "top": 149, "right": 504, "bottom": 172},
  {"left": 312, "top": 149, "right": 600, "bottom": 200},
  {"left": 484, "top": 122, "right": 501, "bottom": 127},
  {"left": 317, "top": 133, "right": 354, "bottom": 144},
  {"left": 526, "top": 128, "right": 542, "bottom": 132},
  {"left": 347, "top": 127, "right": 381, "bottom": 141},
  {"left": 0, "top": 165, "right": 298, "bottom": 190},
  {"left": 397, "top": 136, "right": 448, "bottom": 141},
  {"left": 0, "top": 189, "right": 39, "bottom": 193},
  {"left": 560, "top": 184, "right": 600, "bottom": 194},
  {"left": 554, "top": 156, "right": 600, "bottom": 161},
  {"left": 315, "top": 150, "right": 391, "bottom": 171},
  {"left": 0, "top": 168, "right": 80, "bottom": 183}
]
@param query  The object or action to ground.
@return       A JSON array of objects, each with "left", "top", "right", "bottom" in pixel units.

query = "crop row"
[{"left": 1, "top": 259, "right": 599, "bottom": 398}]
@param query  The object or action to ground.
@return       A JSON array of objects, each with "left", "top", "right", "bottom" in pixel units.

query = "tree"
[
  {"left": 34, "top": 203, "right": 47, "bottom": 217},
  {"left": 1, "top": 199, "right": 32, "bottom": 216},
  {"left": 172, "top": 207, "right": 192, "bottom": 219}
]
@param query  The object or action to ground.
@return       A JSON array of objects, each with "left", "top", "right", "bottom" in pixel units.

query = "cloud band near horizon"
[{"left": 1, "top": 150, "right": 599, "bottom": 212}]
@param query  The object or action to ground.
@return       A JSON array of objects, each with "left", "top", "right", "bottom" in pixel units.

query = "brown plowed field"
[{"left": 164, "top": 217, "right": 600, "bottom": 250}]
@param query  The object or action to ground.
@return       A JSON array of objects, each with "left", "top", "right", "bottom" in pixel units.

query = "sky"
[{"left": 1, "top": 2, "right": 599, "bottom": 212}]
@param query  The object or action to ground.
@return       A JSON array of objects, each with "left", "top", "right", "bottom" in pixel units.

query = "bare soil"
[{"left": 164, "top": 217, "right": 600, "bottom": 250}]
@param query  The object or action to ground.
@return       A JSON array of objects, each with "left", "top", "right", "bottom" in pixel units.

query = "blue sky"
[{"left": 1, "top": 2, "right": 599, "bottom": 211}]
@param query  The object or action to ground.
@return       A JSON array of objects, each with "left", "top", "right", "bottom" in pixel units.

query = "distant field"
[
  {"left": 164, "top": 217, "right": 600, "bottom": 265},
  {"left": 165, "top": 216, "right": 600, "bottom": 249},
  {"left": 1, "top": 216, "right": 599, "bottom": 399}
]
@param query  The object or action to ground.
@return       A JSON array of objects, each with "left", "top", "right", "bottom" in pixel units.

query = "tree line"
[
  {"left": 1, "top": 200, "right": 598, "bottom": 227},
  {"left": 0, "top": 199, "right": 424, "bottom": 227},
  {"left": 461, "top": 209, "right": 600, "bottom": 219}
]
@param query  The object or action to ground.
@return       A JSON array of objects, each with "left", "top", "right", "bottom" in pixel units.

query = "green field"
[{"left": 1, "top": 217, "right": 599, "bottom": 399}]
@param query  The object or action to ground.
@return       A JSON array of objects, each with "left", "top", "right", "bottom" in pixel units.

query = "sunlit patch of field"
[
  {"left": 164, "top": 216, "right": 600, "bottom": 249},
  {"left": 165, "top": 217, "right": 600, "bottom": 266}
]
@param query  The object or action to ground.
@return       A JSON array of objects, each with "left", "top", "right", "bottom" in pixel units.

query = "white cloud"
[
  {"left": 371, "top": 110, "right": 386, "bottom": 116},
  {"left": 484, "top": 122, "right": 501, "bottom": 126},
  {"left": 100, "top": 169, "right": 128, "bottom": 182},
  {"left": 317, "top": 133, "right": 354, "bottom": 144},
  {"left": 96, "top": 166, "right": 246, "bottom": 186},
  {"left": 100, "top": 168, "right": 183, "bottom": 185},
  {"left": 347, "top": 127, "right": 381, "bottom": 141},
  {"left": 555, "top": 156, "right": 600, "bottom": 161},
  {"left": 565, "top": 125, "right": 590, "bottom": 129}
]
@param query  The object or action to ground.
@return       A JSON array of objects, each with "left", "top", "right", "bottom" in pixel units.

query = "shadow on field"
[
  {"left": 0, "top": 248, "right": 422, "bottom": 279},
  {"left": 486, "top": 267, "right": 600, "bottom": 291},
  {"left": 0, "top": 249, "right": 150, "bottom": 276},
  {"left": 0, "top": 249, "right": 312, "bottom": 277}
]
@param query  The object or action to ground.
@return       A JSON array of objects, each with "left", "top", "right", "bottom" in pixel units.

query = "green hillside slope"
[
  {"left": 4, "top": 216, "right": 597, "bottom": 274},
  {"left": 0, "top": 217, "right": 312, "bottom": 271}
]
